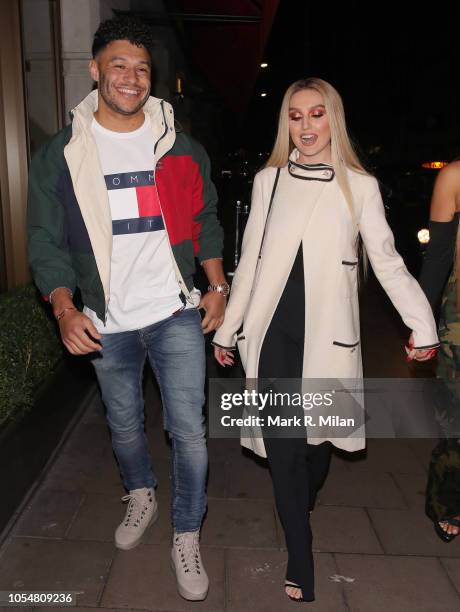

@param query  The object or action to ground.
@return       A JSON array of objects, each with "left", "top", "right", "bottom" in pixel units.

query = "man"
[{"left": 27, "top": 17, "right": 228, "bottom": 602}]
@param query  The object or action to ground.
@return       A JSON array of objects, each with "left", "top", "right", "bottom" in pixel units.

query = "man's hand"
[
  {"left": 50, "top": 287, "right": 102, "bottom": 355},
  {"left": 199, "top": 291, "right": 226, "bottom": 334},
  {"left": 58, "top": 310, "right": 102, "bottom": 355}
]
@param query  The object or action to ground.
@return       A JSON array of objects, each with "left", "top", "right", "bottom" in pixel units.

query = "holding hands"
[
  {"left": 214, "top": 346, "right": 235, "bottom": 367},
  {"left": 405, "top": 333, "right": 438, "bottom": 362}
]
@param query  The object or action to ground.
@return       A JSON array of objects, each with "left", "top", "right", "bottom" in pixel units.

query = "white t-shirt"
[{"left": 84, "top": 114, "right": 185, "bottom": 333}]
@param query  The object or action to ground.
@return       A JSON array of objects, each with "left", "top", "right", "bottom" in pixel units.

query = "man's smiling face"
[{"left": 90, "top": 39, "right": 151, "bottom": 118}]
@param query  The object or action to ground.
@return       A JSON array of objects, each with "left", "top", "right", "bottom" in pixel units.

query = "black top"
[{"left": 288, "top": 242, "right": 305, "bottom": 284}]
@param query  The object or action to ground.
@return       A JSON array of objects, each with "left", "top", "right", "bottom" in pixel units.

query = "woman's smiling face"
[{"left": 288, "top": 88, "right": 332, "bottom": 164}]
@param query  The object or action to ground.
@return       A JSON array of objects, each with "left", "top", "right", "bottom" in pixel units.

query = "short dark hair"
[{"left": 92, "top": 17, "right": 154, "bottom": 59}]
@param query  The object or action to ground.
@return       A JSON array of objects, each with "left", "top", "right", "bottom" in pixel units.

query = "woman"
[
  {"left": 213, "top": 78, "right": 439, "bottom": 602},
  {"left": 418, "top": 160, "right": 460, "bottom": 542}
]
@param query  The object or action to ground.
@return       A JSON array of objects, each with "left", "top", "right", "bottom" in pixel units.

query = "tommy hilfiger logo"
[
  {"left": 105, "top": 169, "right": 163, "bottom": 236},
  {"left": 105, "top": 170, "right": 154, "bottom": 190}
]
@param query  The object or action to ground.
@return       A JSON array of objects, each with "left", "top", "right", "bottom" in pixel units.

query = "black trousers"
[{"left": 259, "top": 244, "right": 332, "bottom": 601}]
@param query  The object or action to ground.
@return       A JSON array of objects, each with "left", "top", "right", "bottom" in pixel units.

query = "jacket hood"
[
  {"left": 70, "top": 90, "right": 176, "bottom": 160},
  {"left": 71, "top": 89, "right": 164, "bottom": 124}
]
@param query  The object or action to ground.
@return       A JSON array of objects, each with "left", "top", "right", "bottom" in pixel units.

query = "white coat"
[{"left": 213, "top": 161, "right": 439, "bottom": 457}]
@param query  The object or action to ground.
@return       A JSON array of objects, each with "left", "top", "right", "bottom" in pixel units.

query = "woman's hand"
[
  {"left": 405, "top": 333, "right": 438, "bottom": 362},
  {"left": 214, "top": 345, "right": 235, "bottom": 367}
]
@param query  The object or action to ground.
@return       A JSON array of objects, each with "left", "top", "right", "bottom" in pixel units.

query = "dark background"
[
  {"left": 130, "top": 0, "right": 460, "bottom": 275},
  {"left": 242, "top": 1, "right": 459, "bottom": 165}
]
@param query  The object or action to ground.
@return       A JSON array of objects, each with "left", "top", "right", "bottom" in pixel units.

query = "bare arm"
[{"left": 429, "top": 162, "right": 460, "bottom": 221}]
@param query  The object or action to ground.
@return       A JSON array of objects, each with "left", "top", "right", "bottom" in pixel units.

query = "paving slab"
[
  {"left": 346, "top": 439, "right": 425, "bottom": 474},
  {"left": 328, "top": 450, "right": 353, "bottom": 472},
  {"left": 12, "top": 487, "right": 83, "bottom": 539},
  {"left": 101, "top": 543, "right": 225, "bottom": 611},
  {"left": 440, "top": 558, "right": 460, "bottom": 597},
  {"left": 391, "top": 471, "right": 428, "bottom": 510},
  {"left": 226, "top": 454, "right": 273, "bottom": 500},
  {"left": 405, "top": 438, "right": 437, "bottom": 469},
  {"left": 336, "top": 553, "right": 460, "bottom": 612},
  {"left": 61, "top": 423, "right": 111, "bottom": 459},
  {"left": 201, "top": 498, "right": 277, "bottom": 549},
  {"left": 318, "top": 469, "right": 407, "bottom": 509},
  {"left": 207, "top": 460, "right": 227, "bottom": 498},
  {"left": 226, "top": 548, "right": 346, "bottom": 611},
  {"left": 43, "top": 444, "right": 122, "bottom": 495},
  {"left": 80, "top": 394, "right": 106, "bottom": 425},
  {"left": 66, "top": 492, "right": 128, "bottom": 543},
  {"left": 206, "top": 438, "right": 247, "bottom": 464},
  {"left": 310, "top": 506, "right": 384, "bottom": 554},
  {"left": 369, "top": 508, "right": 460, "bottom": 557},
  {"left": 0, "top": 538, "right": 114, "bottom": 606}
]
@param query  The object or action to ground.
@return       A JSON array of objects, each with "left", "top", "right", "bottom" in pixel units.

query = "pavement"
[{"left": 1, "top": 277, "right": 460, "bottom": 611}]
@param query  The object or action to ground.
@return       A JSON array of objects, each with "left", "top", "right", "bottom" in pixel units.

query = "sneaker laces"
[
  {"left": 174, "top": 532, "right": 202, "bottom": 575},
  {"left": 120, "top": 490, "right": 152, "bottom": 529}
]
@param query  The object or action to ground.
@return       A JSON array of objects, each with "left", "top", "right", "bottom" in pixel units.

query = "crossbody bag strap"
[{"left": 257, "top": 167, "right": 281, "bottom": 260}]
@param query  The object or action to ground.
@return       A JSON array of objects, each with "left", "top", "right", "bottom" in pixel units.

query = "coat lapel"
[{"left": 259, "top": 174, "right": 330, "bottom": 278}]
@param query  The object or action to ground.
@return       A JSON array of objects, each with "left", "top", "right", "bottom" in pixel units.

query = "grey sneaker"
[
  {"left": 115, "top": 487, "right": 158, "bottom": 550},
  {"left": 171, "top": 530, "right": 209, "bottom": 601}
]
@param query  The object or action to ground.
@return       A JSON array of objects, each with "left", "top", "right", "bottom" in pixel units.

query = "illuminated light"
[
  {"left": 260, "top": 62, "right": 268, "bottom": 68},
  {"left": 260, "top": 92, "right": 267, "bottom": 97},
  {"left": 175, "top": 74, "right": 184, "bottom": 97},
  {"left": 421, "top": 161, "right": 448, "bottom": 170},
  {"left": 418, "top": 228, "right": 430, "bottom": 244}
]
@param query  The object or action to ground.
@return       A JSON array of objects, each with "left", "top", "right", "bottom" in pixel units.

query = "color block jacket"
[{"left": 27, "top": 91, "right": 223, "bottom": 323}]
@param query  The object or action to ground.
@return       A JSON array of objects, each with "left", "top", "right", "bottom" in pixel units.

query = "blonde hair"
[{"left": 266, "top": 78, "right": 368, "bottom": 224}]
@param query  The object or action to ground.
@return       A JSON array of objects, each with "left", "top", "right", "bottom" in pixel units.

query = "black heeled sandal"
[
  {"left": 284, "top": 581, "right": 314, "bottom": 603},
  {"left": 434, "top": 518, "right": 460, "bottom": 543}
]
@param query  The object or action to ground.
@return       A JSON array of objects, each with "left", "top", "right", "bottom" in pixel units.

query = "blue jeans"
[{"left": 91, "top": 308, "right": 207, "bottom": 533}]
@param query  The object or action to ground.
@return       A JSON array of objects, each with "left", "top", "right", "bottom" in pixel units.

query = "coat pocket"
[
  {"left": 340, "top": 260, "right": 359, "bottom": 297},
  {"left": 333, "top": 296, "right": 360, "bottom": 350}
]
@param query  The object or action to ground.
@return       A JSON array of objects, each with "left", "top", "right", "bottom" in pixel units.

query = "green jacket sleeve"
[
  {"left": 27, "top": 130, "right": 77, "bottom": 299},
  {"left": 189, "top": 137, "right": 224, "bottom": 262}
]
